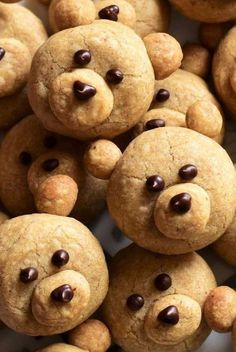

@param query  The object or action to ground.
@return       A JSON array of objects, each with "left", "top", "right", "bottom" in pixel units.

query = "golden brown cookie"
[
  {"left": 102, "top": 244, "right": 216, "bottom": 352},
  {"left": 28, "top": 21, "right": 155, "bottom": 141},
  {"left": 36, "top": 345, "right": 84, "bottom": 352},
  {"left": 181, "top": 43, "right": 211, "bottom": 78},
  {"left": 0, "top": 115, "right": 107, "bottom": 223},
  {"left": 0, "top": 2, "right": 47, "bottom": 128},
  {"left": 0, "top": 214, "right": 108, "bottom": 335}
]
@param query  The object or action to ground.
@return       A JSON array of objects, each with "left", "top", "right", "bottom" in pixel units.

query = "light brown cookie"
[
  {"left": 36, "top": 345, "right": 84, "bottom": 352},
  {"left": 0, "top": 115, "right": 107, "bottom": 223},
  {"left": 0, "top": 2, "right": 47, "bottom": 128},
  {"left": 181, "top": 43, "right": 211, "bottom": 78},
  {"left": 28, "top": 21, "right": 155, "bottom": 141},
  {"left": 102, "top": 244, "right": 216, "bottom": 352},
  {"left": 169, "top": 0, "right": 236, "bottom": 23},
  {"left": 0, "top": 214, "right": 108, "bottom": 335},
  {"left": 134, "top": 69, "right": 224, "bottom": 143}
]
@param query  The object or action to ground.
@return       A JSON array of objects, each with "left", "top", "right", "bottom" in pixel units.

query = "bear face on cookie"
[
  {"left": 0, "top": 115, "right": 107, "bottom": 223},
  {"left": 102, "top": 244, "right": 216, "bottom": 352},
  {"left": 85, "top": 127, "right": 236, "bottom": 255},
  {"left": 0, "top": 214, "right": 109, "bottom": 336}
]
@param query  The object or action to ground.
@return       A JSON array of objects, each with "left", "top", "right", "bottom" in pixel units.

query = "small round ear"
[
  {"left": 68, "top": 319, "right": 111, "bottom": 352},
  {"left": 204, "top": 286, "right": 236, "bottom": 333},
  {"left": 34, "top": 175, "right": 78, "bottom": 216},
  {"left": 186, "top": 100, "right": 223, "bottom": 139},
  {"left": 143, "top": 33, "right": 183, "bottom": 80},
  {"left": 84, "top": 140, "right": 122, "bottom": 180}
]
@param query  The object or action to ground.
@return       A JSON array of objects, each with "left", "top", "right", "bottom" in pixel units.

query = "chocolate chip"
[
  {"left": 155, "top": 273, "right": 172, "bottom": 291},
  {"left": 52, "top": 250, "right": 70, "bottom": 268},
  {"left": 106, "top": 69, "right": 124, "bottom": 84},
  {"left": 145, "top": 119, "right": 166, "bottom": 130},
  {"left": 156, "top": 89, "right": 170, "bottom": 102},
  {"left": 98, "top": 5, "right": 119, "bottom": 21},
  {"left": 42, "top": 158, "right": 59, "bottom": 172},
  {"left": 51, "top": 284, "right": 74, "bottom": 303},
  {"left": 19, "top": 151, "right": 32, "bottom": 166},
  {"left": 127, "top": 294, "right": 144, "bottom": 311},
  {"left": 73, "top": 81, "right": 97, "bottom": 100},
  {"left": 179, "top": 164, "right": 198, "bottom": 180},
  {"left": 170, "top": 193, "right": 192, "bottom": 214},
  {"left": 44, "top": 136, "right": 57, "bottom": 149},
  {"left": 158, "top": 305, "right": 179, "bottom": 325},
  {"left": 0, "top": 48, "right": 5, "bottom": 61},
  {"left": 74, "top": 49, "right": 91, "bottom": 65},
  {"left": 146, "top": 175, "right": 165, "bottom": 192},
  {"left": 20, "top": 267, "right": 38, "bottom": 283}
]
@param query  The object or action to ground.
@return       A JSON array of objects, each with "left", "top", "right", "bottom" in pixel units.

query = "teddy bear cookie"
[
  {"left": 169, "top": 0, "right": 236, "bottom": 23},
  {"left": 0, "top": 214, "right": 108, "bottom": 335},
  {"left": 213, "top": 26, "right": 236, "bottom": 121},
  {"left": 0, "top": 114, "right": 107, "bottom": 223},
  {"left": 48, "top": 0, "right": 169, "bottom": 38},
  {"left": 134, "top": 69, "right": 224, "bottom": 143},
  {"left": 102, "top": 244, "right": 216, "bottom": 352},
  {"left": 0, "top": 2, "right": 47, "bottom": 129},
  {"left": 84, "top": 127, "right": 236, "bottom": 255},
  {"left": 28, "top": 20, "right": 155, "bottom": 141}
]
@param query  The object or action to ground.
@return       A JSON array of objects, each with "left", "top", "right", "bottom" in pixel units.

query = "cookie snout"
[
  {"left": 144, "top": 294, "right": 202, "bottom": 345},
  {"left": 32, "top": 270, "right": 90, "bottom": 330},
  {"left": 48, "top": 69, "right": 114, "bottom": 131},
  {"left": 154, "top": 183, "right": 210, "bottom": 240}
]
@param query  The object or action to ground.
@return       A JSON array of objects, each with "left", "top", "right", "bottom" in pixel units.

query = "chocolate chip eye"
[
  {"left": 106, "top": 69, "right": 124, "bottom": 84},
  {"left": 44, "top": 136, "right": 57, "bottom": 149},
  {"left": 51, "top": 284, "right": 74, "bottom": 303},
  {"left": 0, "top": 47, "right": 5, "bottom": 61},
  {"left": 158, "top": 305, "right": 179, "bottom": 325},
  {"left": 74, "top": 49, "right": 91, "bottom": 65},
  {"left": 127, "top": 294, "right": 144, "bottom": 311},
  {"left": 154, "top": 273, "right": 172, "bottom": 291},
  {"left": 179, "top": 164, "right": 198, "bottom": 180},
  {"left": 146, "top": 175, "right": 165, "bottom": 192},
  {"left": 156, "top": 89, "right": 170, "bottom": 102},
  {"left": 42, "top": 158, "right": 59, "bottom": 172},
  {"left": 51, "top": 249, "right": 70, "bottom": 268},
  {"left": 98, "top": 5, "right": 119, "bottom": 21},
  {"left": 73, "top": 81, "right": 97, "bottom": 100},
  {"left": 20, "top": 267, "right": 38, "bottom": 283},
  {"left": 170, "top": 193, "right": 192, "bottom": 214},
  {"left": 19, "top": 151, "right": 32, "bottom": 166},
  {"left": 145, "top": 119, "right": 166, "bottom": 130}
]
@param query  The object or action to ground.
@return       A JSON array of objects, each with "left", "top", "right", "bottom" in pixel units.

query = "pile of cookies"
[{"left": 0, "top": 0, "right": 236, "bottom": 351}]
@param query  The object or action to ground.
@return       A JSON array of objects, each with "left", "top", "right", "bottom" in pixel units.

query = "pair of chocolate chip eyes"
[{"left": 146, "top": 164, "right": 198, "bottom": 192}]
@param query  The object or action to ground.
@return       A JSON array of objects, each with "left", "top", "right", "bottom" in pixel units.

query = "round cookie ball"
[
  {"left": 199, "top": 22, "right": 231, "bottom": 51},
  {"left": 36, "top": 344, "right": 85, "bottom": 352},
  {"left": 0, "top": 214, "right": 108, "bottom": 335},
  {"left": 102, "top": 244, "right": 216, "bottom": 352},
  {"left": 181, "top": 43, "right": 211, "bottom": 78},
  {"left": 143, "top": 33, "right": 183, "bottom": 80},
  {"left": 169, "top": 0, "right": 236, "bottom": 23},
  {"left": 107, "top": 127, "right": 236, "bottom": 255},
  {"left": 28, "top": 21, "right": 155, "bottom": 141}
]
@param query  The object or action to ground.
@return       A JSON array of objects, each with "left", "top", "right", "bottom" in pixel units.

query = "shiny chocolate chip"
[
  {"left": 52, "top": 250, "right": 70, "bottom": 268},
  {"left": 179, "top": 164, "right": 198, "bottom": 180},
  {"left": 0, "top": 48, "right": 5, "bottom": 61},
  {"left": 158, "top": 305, "right": 179, "bottom": 325},
  {"left": 106, "top": 69, "right": 124, "bottom": 84},
  {"left": 146, "top": 175, "right": 165, "bottom": 192},
  {"left": 155, "top": 273, "right": 172, "bottom": 291},
  {"left": 98, "top": 5, "right": 119, "bottom": 21},
  {"left": 19, "top": 151, "right": 32, "bottom": 166},
  {"left": 145, "top": 119, "right": 166, "bottom": 130},
  {"left": 73, "top": 81, "right": 97, "bottom": 100},
  {"left": 51, "top": 284, "right": 74, "bottom": 303},
  {"left": 156, "top": 89, "right": 170, "bottom": 102},
  {"left": 74, "top": 49, "right": 91, "bottom": 65},
  {"left": 127, "top": 294, "right": 144, "bottom": 311},
  {"left": 170, "top": 193, "right": 192, "bottom": 214},
  {"left": 42, "top": 158, "right": 59, "bottom": 172},
  {"left": 20, "top": 267, "right": 38, "bottom": 283}
]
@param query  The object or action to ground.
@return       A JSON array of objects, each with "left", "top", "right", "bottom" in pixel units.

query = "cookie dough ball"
[
  {"left": 28, "top": 21, "right": 154, "bottom": 140},
  {"left": 107, "top": 127, "right": 236, "bottom": 255},
  {"left": 169, "top": 0, "right": 236, "bottom": 23},
  {"left": 144, "top": 33, "right": 183, "bottom": 80},
  {"left": 0, "top": 2, "right": 47, "bottom": 129},
  {"left": 0, "top": 115, "right": 107, "bottom": 223},
  {"left": 181, "top": 43, "right": 211, "bottom": 78},
  {"left": 96, "top": 0, "right": 136, "bottom": 28},
  {"left": 0, "top": 214, "right": 108, "bottom": 335},
  {"left": 36, "top": 345, "right": 84, "bottom": 352},
  {"left": 102, "top": 244, "right": 216, "bottom": 352},
  {"left": 199, "top": 22, "right": 231, "bottom": 51}
]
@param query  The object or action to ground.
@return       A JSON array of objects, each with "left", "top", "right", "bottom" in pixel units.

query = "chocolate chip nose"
[
  {"left": 145, "top": 119, "right": 166, "bottom": 130},
  {"left": 170, "top": 192, "right": 192, "bottom": 214},
  {"left": 158, "top": 305, "right": 179, "bottom": 325},
  {"left": 98, "top": 5, "right": 120, "bottom": 21},
  {"left": 51, "top": 284, "right": 74, "bottom": 303},
  {"left": 73, "top": 81, "right": 97, "bottom": 101},
  {"left": 42, "top": 158, "right": 59, "bottom": 172},
  {"left": 0, "top": 47, "right": 5, "bottom": 61}
]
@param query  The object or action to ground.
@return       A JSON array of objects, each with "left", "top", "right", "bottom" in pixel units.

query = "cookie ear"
[
  {"left": 143, "top": 33, "right": 183, "bottom": 80},
  {"left": 68, "top": 319, "right": 111, "bottom": 352},
  {"left": 204, "top": 286, "right": 236, "bottom": 333},
  {"left": 186, "top": 100, "right": 223, "bottom": 139},
  {"left": 84, "top": 140, "right": 122, "bottom": 180}
]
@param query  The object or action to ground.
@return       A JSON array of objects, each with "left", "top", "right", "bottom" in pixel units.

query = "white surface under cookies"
[{"left": 0, "top": 1, "right": 235, "bottom": 351}]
